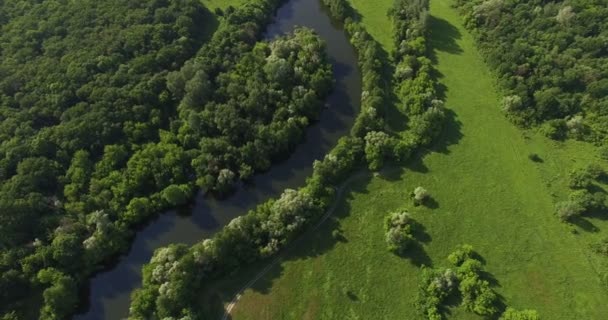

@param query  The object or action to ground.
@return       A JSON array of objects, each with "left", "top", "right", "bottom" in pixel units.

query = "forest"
[
  {"left": 0, "top": 0, "right": 334, "bottom": 319},
  {"left": 2, "top": 0, "right": 608, "bottom": 319},
  {"left": 454, "top": 0, "right": 608, "bottom": 143}
]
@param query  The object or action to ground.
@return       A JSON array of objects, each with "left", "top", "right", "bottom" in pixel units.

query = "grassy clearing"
[
  {"left": 347, "top": 0, "right": 394, "bottom": 52},
  {"left": 202, "top": 0, "right": 248, "bottom": 11},
  {"left": 205, "top": 0, "right": 608, "bottom": 319}
]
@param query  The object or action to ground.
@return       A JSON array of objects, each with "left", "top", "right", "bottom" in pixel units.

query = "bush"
[
  {"left": 416, "top": 267, "right": 457, "bottom": 320},
  {"left": 447, "top": 244, "right": 475, "bottom": 266},
  {"left": 499, "top": 308, "right": 540, "bottom": 320},
  {"left": 384, "top": 211, "right": 415, "bottom": 254},
  {"left": 555, "top": 200, "right": 584, "bottom": 222},
  {"left": 417, "top": 246, "right": 506, "bottom": 319},
  {"left": 568, "top": 168, "right": 593, "bottom": 189},
  {"left": 501, "top": 95, "right": 523, "bottom": 113},
  {"left": 413, "top": 186, "right": 430, "bottom": 205},
  {"left": 540, "top": 119, "right": 568, "bottom": 140}
]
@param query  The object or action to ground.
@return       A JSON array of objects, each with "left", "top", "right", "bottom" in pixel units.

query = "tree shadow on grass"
[
  {"left": 428, "top": 15, "right": 463, "bottom": 59},
  {"left": 228, "top": 172, "right": 374, "bottom": 296}
]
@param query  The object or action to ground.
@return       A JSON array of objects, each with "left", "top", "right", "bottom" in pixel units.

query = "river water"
[{"left": 75, "top": 0, "right": 360, "bottom": 318}]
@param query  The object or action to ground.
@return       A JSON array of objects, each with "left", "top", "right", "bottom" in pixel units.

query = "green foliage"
[
  {"left": 416, "top": 267, "right": 458, "bottom": 320},
  {"left": 447, "top": 244, "right": 475, "bottom": 266},
  {"left": 454, "top": 0, "right": 608, "bottom": 143},
  {"left": 555, "top": 200, "right": 585, "bottom": 222},
  {"left": 384, "top": 211, "right": 416, "bottom": 254},
  {"left": 568, "top": 167, "right": 593, "bottom": 189},
  {"left": 417, "top": 246, "right": 504, "bottom": 319},
  {"left": 500, "top": 308, "right": 541, "bottom": 320},
  {"left": 413, "top": 186, "right": 430, "bottom": 205},
  {"left": 37, "top": 269, "right": 78, "bottom": 320},
  {"left": 364, "top": 131, "right": 394, "bottom": 171},
  {"left": 539, "top": 119, "right": 568, "bottom": 140},
  {"left": 0, "top": 0, "right": 335, "bottom": 317}
]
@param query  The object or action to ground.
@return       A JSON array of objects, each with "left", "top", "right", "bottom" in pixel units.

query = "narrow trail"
[{"left": 221, "top": 171, "right": 370, "bottom": 320}]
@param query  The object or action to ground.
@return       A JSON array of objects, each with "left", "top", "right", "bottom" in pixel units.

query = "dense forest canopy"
[
  {"left": 0, "top": 0, "right": 207, "bottom": 250},
  {"left": 0, "top": 0, "right": 333, "bottom": 318},
  {"left": 454, "top": 0, "right": 608, "bottom": 143}
]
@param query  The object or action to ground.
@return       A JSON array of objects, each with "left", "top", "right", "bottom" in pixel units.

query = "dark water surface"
[{"left": 75, "top": 0, "right": 360, "bottom": 318}]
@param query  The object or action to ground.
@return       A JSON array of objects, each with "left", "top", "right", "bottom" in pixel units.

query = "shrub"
[
  {"left": 384, "top": 211, "right": 415, "bottom": 254},
  {"left": 413, "top": 186, "right": 430, "bottom": 205},
  {"left": 447, "top": 244, "right": 475, "bottom": 266},
  {"left": 540, "top": 119, "right": 567, "bottom": 140},
  {"left": 555, "top": 200, "right": 584, "bottom": 222},
  {"left": 568, "top": 168, "right": 592, "bottom": 189},
  {"left": 499, "top": 307, "right": 540, "bottom": 320},
  {"left": 501, "top": 95, "right": 523, "bottom": 113},
  {"left": 459, "top": 275, "right": 499, "bottom": 316},
  {"left": 416, "top": 267, "right": 457, "bottom": 320}
]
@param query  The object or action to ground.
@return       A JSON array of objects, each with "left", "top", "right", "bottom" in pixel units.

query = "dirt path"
[{"left": 221, "top": 171, "right": 370, "bottom": 320}]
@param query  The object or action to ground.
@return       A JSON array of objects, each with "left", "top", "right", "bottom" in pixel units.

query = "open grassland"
[{"left": 206, "top": 0, "right": 608, "bottom": 319}]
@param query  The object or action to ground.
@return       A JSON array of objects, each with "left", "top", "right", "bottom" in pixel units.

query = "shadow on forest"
[{"left": 199, "top": 7, "right": 220, "bottom": 44}]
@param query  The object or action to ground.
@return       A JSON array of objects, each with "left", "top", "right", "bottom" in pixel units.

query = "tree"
[
  {"left": 555, "top": 200, "right": 584, "bottom": 222},
  {"left": 556, "top": 6, "right": 575, "bottom": 25},
  {"left": 364, "top": 131, "right": 393, "bottom": 171},
  {"left": 384, "top": 211, "right": 415, "bottom": 254},
  {"left": 568, "top": 168, "right": 593, "bottom": 189},
  {"left": 37, "top": 269, "right": 78, "bottom": 320},
  {"left": 540, "top": 119, "right": 567, "bottom": 140},
  {"left": 162, "top": 184, "right": 191, "bottom": 206},
  {"left": 413, "top": 186, "right": 430, "bottom": 206}
]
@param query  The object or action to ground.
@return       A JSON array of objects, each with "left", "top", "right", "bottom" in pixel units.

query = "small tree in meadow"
[
  {"left": 413, "top": 186, "right": 430, "bottom": 206},
  {"left": 385, "top": 211, "right": 415, "bottom": 254},
  {"left": 555, "top": 200, "right": 584, "bottom": 222}
]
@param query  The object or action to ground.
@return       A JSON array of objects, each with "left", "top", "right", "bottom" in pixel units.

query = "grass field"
[
  {"left": 347, "top": 0, "right": 395, "bottom": 52},
  {"left": 202, "top": 0, "right": 248, "bottom": 11},
  {"left": 205, "top": 0, "right": 608, "bottom": 319}
]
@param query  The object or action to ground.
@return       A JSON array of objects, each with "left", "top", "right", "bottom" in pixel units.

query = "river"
[{"left": 75, "top": 0, "right": 360, "bottom": 318}]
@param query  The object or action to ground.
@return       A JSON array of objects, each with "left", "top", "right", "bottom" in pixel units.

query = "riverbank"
[
  {"left": 75, "top": 0, "right": 362, "bottom": 318},
  {"left": 217, "top": 0, "right": 608, "bottom": 319}
]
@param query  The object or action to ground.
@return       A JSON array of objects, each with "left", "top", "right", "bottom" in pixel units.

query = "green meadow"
[{"left": 205, "top": 0, "right": 608, "bottom": 319}]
